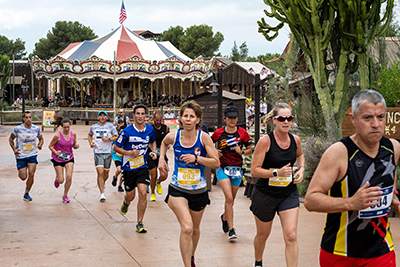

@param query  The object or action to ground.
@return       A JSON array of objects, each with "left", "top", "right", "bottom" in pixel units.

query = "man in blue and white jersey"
[
  {"left": 114, "top": 105, "right": 157, "bottom": 233},
  {"left": 9, "top": 111, "right": 44, "bottom": 201},
  {"left": 88, "top": 110, "right": 118, "bottom": 202}
]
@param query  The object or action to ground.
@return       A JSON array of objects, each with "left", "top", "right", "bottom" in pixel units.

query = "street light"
[
  {"left": 210, "top": 81, "right": 219, "bottom": 97},
  {"left": 21, "top": 75, "right": 29, "bottom": 120}
]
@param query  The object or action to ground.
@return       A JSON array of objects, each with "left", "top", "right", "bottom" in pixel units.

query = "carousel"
[{"left": 31, "top": 25, "right": 211, "bottom": 110}]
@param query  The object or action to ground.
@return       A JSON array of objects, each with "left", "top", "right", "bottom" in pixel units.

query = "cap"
[
  {"left": 97, "top": 110, "right": 108, "bottom": 116},
  {"left": 224, "top": 103, "right": 239, "bottom": 118}
]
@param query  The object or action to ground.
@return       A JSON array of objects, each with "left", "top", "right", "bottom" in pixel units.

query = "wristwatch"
[{"left": 272, "top": 169, "right": 278, "bottom": 177}]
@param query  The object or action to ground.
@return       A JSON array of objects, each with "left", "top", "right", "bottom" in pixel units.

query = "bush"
[
  {"left": 0, "top": 100, "right": 8, "bottom": 111},
  {"left": 301, "top": 135, "right": 334, "bottom": 195}
]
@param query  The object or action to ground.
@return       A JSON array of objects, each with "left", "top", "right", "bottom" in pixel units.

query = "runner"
[
  {"left": 114, "top": 104, "right": 157, "bottom": 233},
  {"left": 158, "top": 100, "right": 220, "bottom": 267},
  {"left": 211, "top": 103, "right": 252, "bottom": 241},
  {"left": 8, "top": 111, "right": 44, "bottom": 201},
  {"left": 147, "top": 110, "right": 169, "bottom": 202},
  {"left": 88, "top": 110, "right": 118, "bottom": 202},
  {"left": 111, "top": 120, "right": 125, "bottom": 192},
  {"left": 250, "top": 103, "right": 305, "bottom": 267},
  {"left": 304, "top": 90, "right": 400, "bottom": 267},
  {"left": 48, "top": 117, "right": 79, "bottom": 203}
]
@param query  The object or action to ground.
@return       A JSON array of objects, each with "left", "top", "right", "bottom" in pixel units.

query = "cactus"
[{"left": 259, "top": 0, "right": 393, "bottom": 141}]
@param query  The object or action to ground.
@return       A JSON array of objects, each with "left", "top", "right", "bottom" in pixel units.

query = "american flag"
[
  {"left": 247, "top": 67, "right": 254, "bottom": 74},
  {"left": 119, "top": 1, "right": 127, "bottom": 24},
  {"left": 260, "top": 67, "right": 267, "bottom": 75}
]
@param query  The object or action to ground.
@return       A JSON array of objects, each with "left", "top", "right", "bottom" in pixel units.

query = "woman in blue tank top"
[
  {"left": 250, "top": 103, "right": 305, "bottom": 267},
  {"left": 159, "top": 100, "right": 219, "bottom": 267}
]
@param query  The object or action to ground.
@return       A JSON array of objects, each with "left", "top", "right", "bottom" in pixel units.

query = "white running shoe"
[{"left": 100, "top": 193, "right": 106, "bottom": 202}]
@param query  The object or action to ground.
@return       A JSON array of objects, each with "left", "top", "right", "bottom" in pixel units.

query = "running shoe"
[
  {"left": 220, "top": 213, "right": 229, "bottom": 233},
  {"left": 100, "top": 193, "right": 106, "bottom": 202},
  {"left": 120, "top": 201, "right": 129, "bottom": 215},
  {"left": 112, "top": 175, "right": 117, "bottom": 187},
  {"left": 63, "top": 196, "right": 70, "bottom": 203},
  {"left": 150, "top": 193, "right": 156, "bottom": 202},
  {"left": 191, "top": 256, "right": 196, "bottom": 267},
  {"left": 23, "top": 193, "right": 32, "bottom": 201},
  {"left": 156, "top": 183, "right": 163, "bottom": 195},
  {"left": 118, "top": 185, "right": 124, "bottom": 192},
  {"left": 54, "top": 177, "right": 60, "bottom": 188},
  {"left": 136, "top": 221, "right": 147, "bottom": 233},
  {"left": 228, "top": 228, "right": 237, "bottom": 241}
]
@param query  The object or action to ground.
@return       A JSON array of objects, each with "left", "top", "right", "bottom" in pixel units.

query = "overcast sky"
[{"left": 0, "top": 0, "right": 291, "bottom": 59}]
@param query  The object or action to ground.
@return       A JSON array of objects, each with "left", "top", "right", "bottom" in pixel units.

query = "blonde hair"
[
  {"left": 179, "top": 100, "right": 203, "bottom": 130},
  {"left": 263, "top": 103, "right": 291, "bottom": 125}
]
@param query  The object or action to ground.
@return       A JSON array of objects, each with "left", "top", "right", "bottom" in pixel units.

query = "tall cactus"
[{"left": 259, "top": 0, "right": 393, "bottom": 141}]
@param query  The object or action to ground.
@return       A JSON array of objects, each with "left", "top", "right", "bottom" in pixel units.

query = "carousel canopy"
[
  {"left": 57, "top": 25, "right": 191, "bottom": 62},
  {"left": 32, "top": 25, "right": 210, "bottom": 82}
]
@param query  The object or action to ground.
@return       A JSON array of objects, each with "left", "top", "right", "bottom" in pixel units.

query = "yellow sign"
[{"left": 42, "top": 110, "right": 55, "bottom": 131}]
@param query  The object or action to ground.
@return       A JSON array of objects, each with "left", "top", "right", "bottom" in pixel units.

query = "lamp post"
[{"left": 21, "top": 75, "right": 29, "bottom": 121}]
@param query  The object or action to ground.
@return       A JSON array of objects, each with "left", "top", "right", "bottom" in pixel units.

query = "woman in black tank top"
[{"left": 250, "top": 103, "right": 305, "bottom": 267}]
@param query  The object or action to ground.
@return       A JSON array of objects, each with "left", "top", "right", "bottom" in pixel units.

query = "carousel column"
[
  {"left": 113, "top": 51, "right": 117, "bottom": 110},
  {"left": 193, "top": 76, "right": 197, "bottom": 95},
  {"left": 151, "top": 80, "right": 153, "bottom": 109},
  {"left": 80, "top": 80, "right": 83, "bottom": 108},
  {"left": 133, "top": 76, "right": 136, "bottom": 100},
  {"left": 39, "top": 78, "right": 42, "bottom": 106},
  {"left": 180, "top": 79, "right": 183, "bottom": 105},
  {"left": 138, "top": 78, "right": 141, "bottom": 104},
  {"left": 30, "top": 65, "right": 34, "bottom": 108}
]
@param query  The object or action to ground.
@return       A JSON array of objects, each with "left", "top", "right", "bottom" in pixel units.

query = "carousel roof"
[{"left": 57, "top": 25, "right": 191, "bottom": 62}]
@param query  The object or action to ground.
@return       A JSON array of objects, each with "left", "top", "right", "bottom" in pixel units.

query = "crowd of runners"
[{"left": 8, "top": 90, "right": 400, "bottom": 267}]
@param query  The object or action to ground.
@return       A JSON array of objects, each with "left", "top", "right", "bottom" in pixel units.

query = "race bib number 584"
[{"left": 358, "top": 185, "right": 393, "bottom": 219}]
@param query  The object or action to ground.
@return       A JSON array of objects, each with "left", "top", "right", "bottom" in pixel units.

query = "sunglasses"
[{"left": 274, "top": 116, "right": 294, "bottom": 122}]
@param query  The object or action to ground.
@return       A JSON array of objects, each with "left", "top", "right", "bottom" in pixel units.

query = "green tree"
[
  {"left": 32, "top": 21, "right": 97, "bottom": 60},
  {"left": 0, "top": 54, "right": 11, "bottom": 100},
  {"left": 161, "top": 26, "right": 185, "bottom": 48},
  {"left": 0, "top": 36, "right": 26, "bottom": 60},
  {"left": 375, "top": 62, "right": 400, "bottom": 107},
  {"left": 230, "top": 41, "right": 240, "bottom": 61},
  {"left": 239, "top": 42, "right": 248, "bottom": 61},
  {"left": 258, "top": 0, "right": 394, "bottom": 141}
]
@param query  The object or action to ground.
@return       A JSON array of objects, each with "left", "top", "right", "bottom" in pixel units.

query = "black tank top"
[
  {"left": 155, "top": 124, "right": 168, "bottom": 148},
  {"left": 254, "top": 131, "right": 297, "bottom": 198},
  {"left": 321, "top": 136, "right": 395, "bottom": 258}
]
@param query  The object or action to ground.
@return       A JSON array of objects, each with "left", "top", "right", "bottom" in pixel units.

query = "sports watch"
[{"left": 272, "top": 169, "right": 278, "bottom": 177}]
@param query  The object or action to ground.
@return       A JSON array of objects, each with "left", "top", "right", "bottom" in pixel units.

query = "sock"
[
  {"left": 25, "top": 189, "right": 29, "bottom": 194},
  {"left": 255, "top": 260, "right": 262, "bottom": 266}
]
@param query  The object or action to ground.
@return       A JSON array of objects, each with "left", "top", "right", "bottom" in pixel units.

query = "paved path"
[{"left": 1, "top": 123, "right": 400, "bottom": 266}]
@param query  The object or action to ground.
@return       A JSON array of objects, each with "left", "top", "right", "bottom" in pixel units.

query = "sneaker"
[
  {"left": 150, "top": 193, "right": 156, "bottom": 202},
  {"left": 156, "top": 183, "right": 163, "bottom": 195},
  {"left": 191, "top": 256, "right": 196, "bottom": 267},
  {"left": 220, "top": 213, "right": 229, "bottom": 233},
  {"left": 136, "top": 221, "right": 147, "bottom": 233},
  {"left": 54, "top": 177, "right": 60, "bottom": 188},
  {"left": 120, "top": 201, "right": 129, "bottom": 215},
  {"left": 118, "top": 185, "right": 124, "bottom": 192},
  {"left": 100, "top": 193, "right": 106, "bottom": 202},
  {"left": 112, "top": 175, "right": 117, "bottom": 187},
  {"left": 63, "top": 195, "right": 70, "bottom": 203},
  {"left": 23, "top": 193, "right": 32, "bottom": 201},
  {"left": 228, "top": 228, "right": 237, "bottom": 241}
]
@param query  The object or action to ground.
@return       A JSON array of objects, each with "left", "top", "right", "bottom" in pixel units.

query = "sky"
[{"left": 0, "top": 0, "right": 291, "bottom": 59}]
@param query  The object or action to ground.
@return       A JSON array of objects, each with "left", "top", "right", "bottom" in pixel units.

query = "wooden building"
[{"left": 191, "top": 90, "right": 246, "bottom": 130}]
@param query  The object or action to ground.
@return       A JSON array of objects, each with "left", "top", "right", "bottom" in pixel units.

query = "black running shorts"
[
  {"left": 250, "top": 187, "right": 299, "bottom": 222},
  {"left": 165, "top": 185, "right": 210, "bottom": 212},
  {"left": 122, "top": 167, "right": 150, "bottom": 192}
]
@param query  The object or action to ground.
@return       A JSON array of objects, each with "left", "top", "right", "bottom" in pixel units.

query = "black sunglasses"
[{"left": 274, "top": 116, "right": 294, "bottom": 122}]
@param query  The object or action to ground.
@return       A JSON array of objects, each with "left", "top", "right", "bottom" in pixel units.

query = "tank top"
[
  {"left": 254, "top": 131, "right": 297, "bottom": 198},
  {"left": 171, "top": 129, "right": 207, "bottom": 193},
  {"left": 321, "top": 136, "right": 395, "bottom": 258},
  {"left": 51, "top": 131, "right": 74, "bottom": 162}
]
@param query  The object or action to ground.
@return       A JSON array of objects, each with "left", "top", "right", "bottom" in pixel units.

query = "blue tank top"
[{"left": 171, "top": 129, "right": 207, "bottom": 192}]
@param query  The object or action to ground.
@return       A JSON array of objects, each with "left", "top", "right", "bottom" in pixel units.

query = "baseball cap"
[
  {"left": 97, "top": 110, "right": 108, "bottom": 116},
  {"left": 224, "top": 102, "right": 239, "bottom": 118}
]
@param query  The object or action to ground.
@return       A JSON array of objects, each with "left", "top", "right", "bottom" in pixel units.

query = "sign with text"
[
  {"left": 42, "top": 110, "right": 55, "bottom": 131},
  {"left": 341, "top": 107, "right": 400, "bottom": 139},
  {"left": 164, "top": 119, "right": 180, "bottom": 132}
]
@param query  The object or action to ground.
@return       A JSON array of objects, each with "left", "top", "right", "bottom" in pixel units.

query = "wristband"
[
  {"left": 194, "top": 154, "right": 198, "bottom": 163},
  {"left": 108, "top": 137, "right": 111, "bottom": 141},
  {"left": 299, "top": 166, "right": 304, "bottom": 169}
]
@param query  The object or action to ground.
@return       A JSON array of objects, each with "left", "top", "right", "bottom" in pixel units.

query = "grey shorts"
[
  {"left": 250, "top": 187, "right": 299, "bottom": 222},
  {"left": 94, "top": 153, "right": 112, "bottom": 169}
]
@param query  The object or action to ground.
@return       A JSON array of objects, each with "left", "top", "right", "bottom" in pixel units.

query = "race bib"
[
  {"left": 268, "top": 168, "right": 292, "bottom": 187},
  {"left": 224, "top": 166, "right": 242, "bottom": 178},
  {"left": 358, "top": 185, "right": 393, "bottom": 219},
  {"left": 23, "top": 143, "right": 34, "bottom": 153},
  {"left": 177, "top": 168, "right": 200, "bottom": 185},
  {"left": 58, "top": 151, "right": 71, "bottom": 161},
  {"left": 129, "top": 155, "right": 144, "bottom": 169}
]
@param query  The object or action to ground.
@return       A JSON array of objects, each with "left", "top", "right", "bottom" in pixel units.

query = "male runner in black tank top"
[
  {"left": 305, "top": 90, "right": 400, "bottom": 267},
  {"left": 147, "top": 111, "right": 169, "bottom": 201}
]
